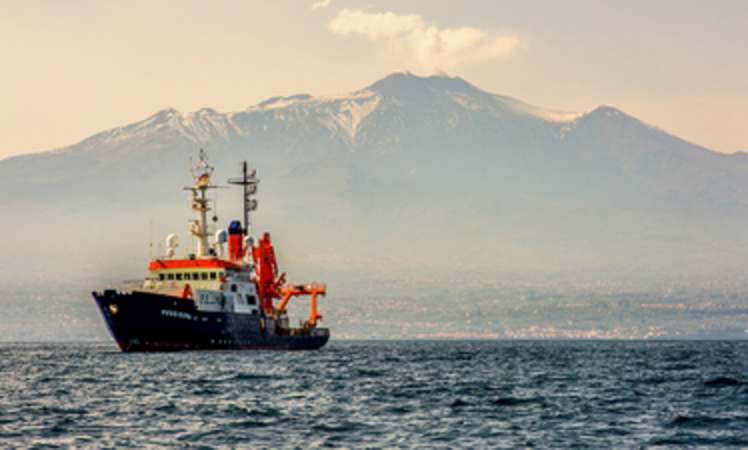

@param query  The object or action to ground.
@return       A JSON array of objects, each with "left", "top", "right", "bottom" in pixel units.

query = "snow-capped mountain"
[{"left": 1, "top": 72, "right": 746, "bottom": 286}]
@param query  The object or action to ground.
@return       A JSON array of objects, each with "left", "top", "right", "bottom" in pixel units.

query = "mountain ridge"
[
  {"left": 2, "top": 72, "right": 660, "bottom": 162},
  {"left": 0, "top": 72, "right": 746, "bottom": 286}
]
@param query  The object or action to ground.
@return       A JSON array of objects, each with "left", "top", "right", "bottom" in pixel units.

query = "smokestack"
[{"left": 227, "top": 220, "right": 244, "bottom": 262}]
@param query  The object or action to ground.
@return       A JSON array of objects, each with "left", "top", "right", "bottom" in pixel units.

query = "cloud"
[
  {"left": 328, "top": 9, "right": 521, "bottom": 72},
  {"left": 311, "top": 0, "right": 332, "bottom": 10}
]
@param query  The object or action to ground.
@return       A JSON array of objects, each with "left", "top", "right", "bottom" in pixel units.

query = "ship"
[{"left": 93, "top": 150, "right": 329, "bottom": 352}]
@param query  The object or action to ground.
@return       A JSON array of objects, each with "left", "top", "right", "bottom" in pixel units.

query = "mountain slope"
[{"left": 0, "top": 72, "right": 746, "bottom": 286}]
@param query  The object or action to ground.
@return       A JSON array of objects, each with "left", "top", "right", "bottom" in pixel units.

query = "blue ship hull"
[{"left": 92, "top": 290, "right": 329, "bottom": 352}]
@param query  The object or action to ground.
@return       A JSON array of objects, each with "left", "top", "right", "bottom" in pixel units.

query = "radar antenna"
[
  {"left": 182, "top": 149, "right": 220, "bottom": 258},
  {"left": 227, "top": 161, "right": 259, "bottom": 236}
]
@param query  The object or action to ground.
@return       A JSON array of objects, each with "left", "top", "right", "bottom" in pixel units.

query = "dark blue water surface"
[{"left": 2, "top": 341, "right": 748, "bottom": 449}]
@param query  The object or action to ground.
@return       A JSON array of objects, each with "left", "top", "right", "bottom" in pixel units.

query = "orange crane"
[
  {"left": 251, "top": 232, "right": 326, "bottom": 325},
  {"left": 276, "top": 283, "right": 326, "bottom": 327}
]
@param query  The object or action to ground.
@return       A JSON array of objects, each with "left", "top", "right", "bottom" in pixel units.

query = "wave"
[
  {"left": 703, "top": 377, "right": 745, "bottom": 387},
  {"left": 492, "top": 397, "right": 539, "bottom": 406},
  {"left": 230, "top": 372, "right": 274, "bottom": 382},
  {"left": 669, "top": 415, "right": 734, "bottom": 428}
]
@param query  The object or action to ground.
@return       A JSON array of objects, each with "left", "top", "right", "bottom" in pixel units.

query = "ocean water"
[{"left": 1, "top": 341, "right": 748, "bottom": 449}]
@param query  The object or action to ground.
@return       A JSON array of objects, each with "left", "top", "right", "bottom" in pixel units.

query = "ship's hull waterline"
[{"left": 93, "top": 290, "right": 329, "bottom": 352}]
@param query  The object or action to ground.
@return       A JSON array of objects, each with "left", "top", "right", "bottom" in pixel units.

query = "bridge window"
[
  {"left": 176, "top": 273, "right": 183, "bottom": 281},
  {"left": 167, "top": 273, "right": 174, "bottom": 280},
  {"left": 210, "top": 272, "right": 217, "bottom": 280},
  {"left": 231, "top": 284, "right": 238, "bottom": 293},
  {"left": 184, "top": 273, "right": 191, "bottom": 280},
  {"left": 193, "top": 272, "right": 199, "bottom": 280},
  {"left": 159, "top": 274, "right": 165, "bottom": 281},
  {"left": 201, "top": 272, "right": 208, "bottom": 280}
]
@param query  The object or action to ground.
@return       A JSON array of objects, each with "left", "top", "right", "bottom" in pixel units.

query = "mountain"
[{"left": 1, "top": 72, "right": 747, "bottom": 288}]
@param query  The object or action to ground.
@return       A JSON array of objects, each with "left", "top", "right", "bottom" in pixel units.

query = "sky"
[{"left": 0, "top": 0, "right": 746, "bottom": 158}]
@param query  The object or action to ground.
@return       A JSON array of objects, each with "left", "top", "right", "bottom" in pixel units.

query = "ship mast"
[
  {"left": 228, "top": 160, "right": 259, "bottom": 236},
  {"left": 184, "top": 149, "right": 217, "bottom": 258}
]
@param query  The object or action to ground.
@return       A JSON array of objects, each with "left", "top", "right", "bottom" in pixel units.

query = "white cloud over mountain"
[
  {"left": 311, "top": 0, "right": 332, "bottom": 10},
  {"left": 328, "top": 9, "right": 521, "bottom": 72}
]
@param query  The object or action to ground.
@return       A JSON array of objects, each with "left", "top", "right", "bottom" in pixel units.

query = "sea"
[{"left": 1, "top": 341, "right": 747, "bottom": 449}]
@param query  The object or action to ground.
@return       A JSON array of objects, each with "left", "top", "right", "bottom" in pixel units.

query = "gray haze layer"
[{"left": 1, "top": 73, "right": 747, "bottom": 340}]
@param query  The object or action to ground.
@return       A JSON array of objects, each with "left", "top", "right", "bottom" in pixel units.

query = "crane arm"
[{"left": 276, "top": 283, "right": 326, "bottom": 326}]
